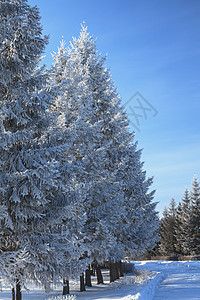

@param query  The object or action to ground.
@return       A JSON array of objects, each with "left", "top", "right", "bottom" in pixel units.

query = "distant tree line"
[{"left": 151, "top": 176, "right": 200, "bottom": 259}]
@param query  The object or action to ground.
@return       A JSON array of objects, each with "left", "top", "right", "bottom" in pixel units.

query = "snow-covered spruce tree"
[
  {"left": 174, "top": 201, "right": 183, "bottom": 255},
  {"left": 116, "top": 143, "right": 159, "bottom": 259},
  {"left": 61, "top": 25, "right": 132, "bottom": 265},
  {"left": 49, "top": 39, "right": 115, "bottom": 293},
  {"left": 159, "top": 199, "right": 178, "bottom": 257},
  {"left": 67, "top": 25, "right": 159, "bottom": 263},
  {"left": 186, "top": 177, "right": 200, "bottom": 256},
  {"left": 47, "top": 40, "right": 96, "bottom": 293},
  {"left": 175, "top": 188, "right": 191, "bottom": 256},
  {"left": 49, "top": 37, "right": 119, "bottom": 287},
  {"left": 50, "top": 23, "right": 158, "bottom": 283},
  {"left": 0, "top": 0, "right": 72, "bottom": 297}
]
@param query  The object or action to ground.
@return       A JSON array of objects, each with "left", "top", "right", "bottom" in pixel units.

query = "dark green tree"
[
  {"left": 159, "top": 199, "right": 178, "bottom": 256},
  {"left": 186, "top": 177, "right": 200, "bottom": 256},
  {"left": 175, "top": 188, "right": 191, "bottom": 255}
]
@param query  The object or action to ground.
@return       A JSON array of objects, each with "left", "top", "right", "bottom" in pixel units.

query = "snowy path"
[
  {"left": 135, "top": 261, "right": 200, "bottom": 300},
  {"left": 153, "top": 268, "right": 200, "bottom": 300}
]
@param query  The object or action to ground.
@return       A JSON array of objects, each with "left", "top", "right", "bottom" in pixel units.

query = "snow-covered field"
[{"left": 1, "top": 261, "right": 200, "bottom": 299}]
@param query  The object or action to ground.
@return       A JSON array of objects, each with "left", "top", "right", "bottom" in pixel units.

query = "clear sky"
[{"left": 30, "top": 0, "right": 200, "bottom": 216}]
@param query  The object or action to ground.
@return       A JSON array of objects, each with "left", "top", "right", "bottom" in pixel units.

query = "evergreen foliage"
[
  {"left": 186, "top": 177, "right": 200, "bottom": 256},
  {"left": 0, "top": 0, "right": 82, "bottom": 291},
  {"left": 0, "top": 0, "right": 54, "bottom": 287},
  {"left": 158, "top": 176, "right": 200, "bottom": 258},
  {"left": 0, "top": 1, "right": 159, "bottom": 296},
  {"left": 49, "top": 24, "right": 159, "bottom": 266},
  {"left": 175, "top": 188, "right": 191, "bottom": 255},
  {"left": 159, "top": 199, "right": 178, "bottom": 256}
]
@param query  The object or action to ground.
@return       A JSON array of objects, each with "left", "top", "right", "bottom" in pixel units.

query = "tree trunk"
[
  {"left": 16, "top": 281, "right": 21, "bottom": 300},
  {"left": 85, "top": 266, "right": 92, "bottom": 287},
  {"left": 90, "top": 262, "right": 95, "bottom": 276},
  {"left": 119, "top": 260, "right": 124, "bottom": 277},
  {"left": 110, "top": 262, "right": 115, "bottom": 283},
  {"left": 115, "top": 262, "right": 120, "bottom": 280},
  {"left": 12, "top": 287, "right": 15, "bottom": 300},
  {"left": 95, "top": 263, "right": 104, "bottom": 284},
  {"left": 80, "top": 273, "right": 86, "bottom": 292},
  {"left": 63, "top": 278, "right": 69, "bottom": 295}
]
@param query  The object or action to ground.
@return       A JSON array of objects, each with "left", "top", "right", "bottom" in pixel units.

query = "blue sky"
[{"left": 30, "top": 0, "right": 200, "bottom": 216}]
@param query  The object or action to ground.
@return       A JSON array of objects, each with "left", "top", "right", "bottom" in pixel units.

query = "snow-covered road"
[
  {"left": 135, "top": 261, "right": 200, "bottom": 300},
  {"left": 153, "top": 270, "right": 200, "bottom": 300}
]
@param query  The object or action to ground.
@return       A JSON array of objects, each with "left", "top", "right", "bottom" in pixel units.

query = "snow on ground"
[
  {"left": 0, "top": 269, "right": 155, "bottom": 300},
  {"left": 1, "top": 261, "right": 200, "bottom": 299},
  {"left": 135, "top": 260, "right": 200, "bottom": 300}
]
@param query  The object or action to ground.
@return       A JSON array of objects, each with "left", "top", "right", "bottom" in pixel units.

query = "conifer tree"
[
  {"left": 117, "top": 145, "right": 159, "bottom": 258},
  {"left": 68, "top": 24, "right": 158, "bottom": 263},
  {"left": 49, "top": 31, "right": 122, "bottom": 283},
  {"left": 49, "top": 24, "right": 158, "bottom": 281},
  {"left": 174, "top": 201, "right": 183, "bottom": 255},
  {"left": 48, "top": 39, "right": 99, "bottom": 291},
  {"left": 159, "top": 199, "right": 178, "bottom": 256},
  {"left": 0, "top": 0, "right": 67, "bottom": 296},
  {"left": 186, "top": 177, "right": 200, "bottom": 256},
  {"left": 175, "top": 188, "right": 191, "bottom": 255}
]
